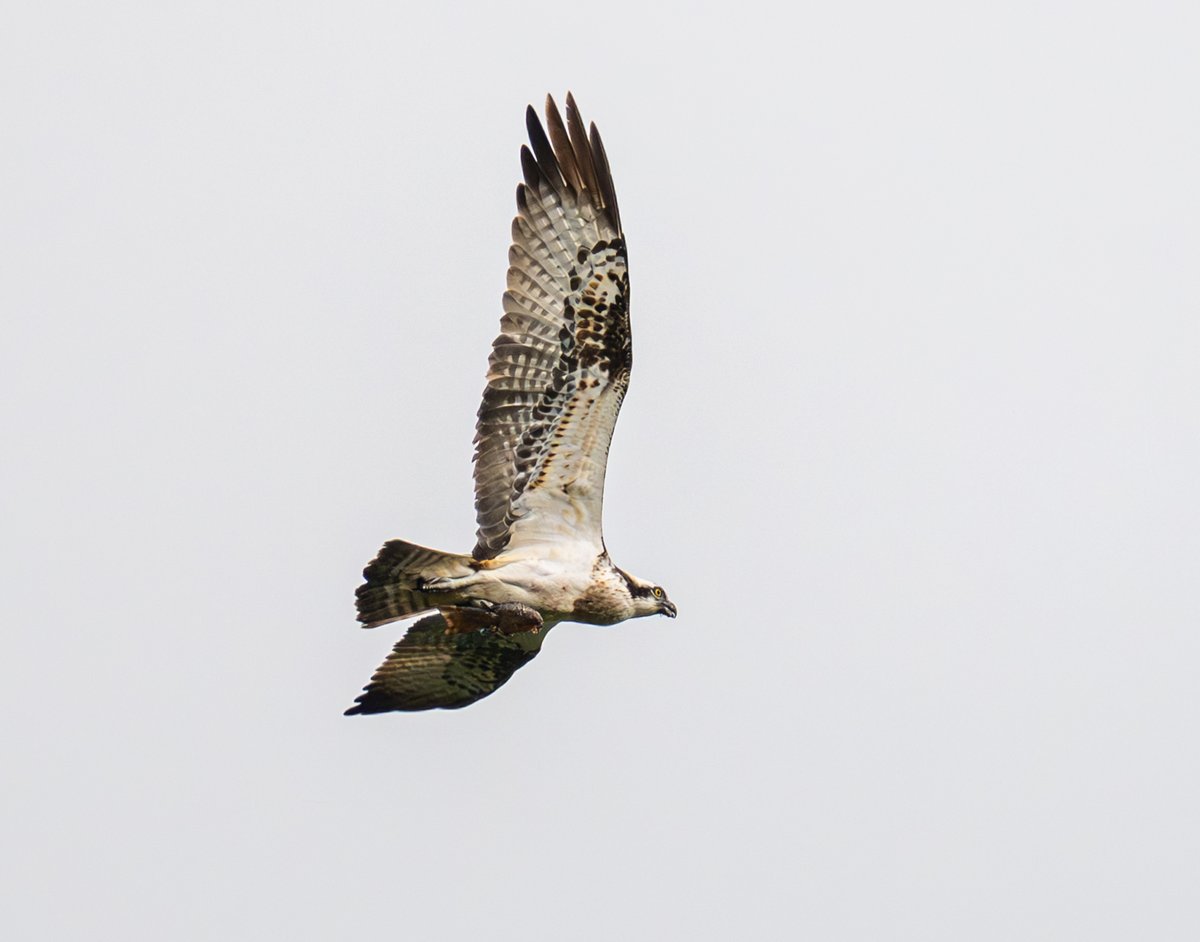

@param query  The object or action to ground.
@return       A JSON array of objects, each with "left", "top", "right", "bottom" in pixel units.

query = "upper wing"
[
  {"left": 473, "top": 94, "right": 631, "bottom": 560},
  {"left": 344, "top": 613, "right": 547, "bottom": 713}
]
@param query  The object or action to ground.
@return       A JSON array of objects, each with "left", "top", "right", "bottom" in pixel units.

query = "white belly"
[{"left": 470, "top": 552, "right": 597, "bottom": 618}]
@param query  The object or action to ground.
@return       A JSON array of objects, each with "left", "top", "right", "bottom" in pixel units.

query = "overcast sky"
[{"left": 3, "top": 1, "right": 1198, "bottom": 939}]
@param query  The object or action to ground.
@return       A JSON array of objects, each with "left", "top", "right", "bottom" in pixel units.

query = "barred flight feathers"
[
  {"left": 472, "top": 94, "right": 631, "bottom": 559},
  {"left": 345, "top": 613, "right": 545, "bottom": 713}
]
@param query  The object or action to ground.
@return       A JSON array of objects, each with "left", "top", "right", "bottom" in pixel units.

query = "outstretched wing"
[
  {"left": 344, "top": 613, "right": 547, "bottom": 713},
  {"left": 473, "top": 94, "right": 631, "bottom": 560}
]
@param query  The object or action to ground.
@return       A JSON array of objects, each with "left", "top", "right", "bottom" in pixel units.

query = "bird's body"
[{"left": 346, "top": 95, "right": 675, "bottom": 714}]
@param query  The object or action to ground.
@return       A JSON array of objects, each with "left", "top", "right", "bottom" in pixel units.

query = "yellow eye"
[{"left": 653, "top": 587, "right": 663, "bottom": 599}]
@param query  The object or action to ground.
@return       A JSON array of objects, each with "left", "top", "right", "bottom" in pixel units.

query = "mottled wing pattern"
[
  {"left": 344, "top": 613, "right": 546, "bottom": 713},
  {"left": 473, "top": 94, "right": 631, "bottom": 560}
]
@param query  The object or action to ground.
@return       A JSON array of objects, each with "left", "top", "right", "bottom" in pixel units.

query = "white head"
[{"left": 623, "top": 571, "right": 677, "bottom": 619}]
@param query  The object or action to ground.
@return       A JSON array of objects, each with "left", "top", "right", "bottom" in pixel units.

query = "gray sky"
[{"left": 3, "top": 1, "right": 1198, "bottom": 939}]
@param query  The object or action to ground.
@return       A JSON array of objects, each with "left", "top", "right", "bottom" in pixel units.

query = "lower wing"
[{"left": 344, "top": 613, "right": 548, "bottom": 713}]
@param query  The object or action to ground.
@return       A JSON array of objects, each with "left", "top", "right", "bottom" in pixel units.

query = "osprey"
[{"left": 346, "top": 94, "right": 676, "bottom": 714}]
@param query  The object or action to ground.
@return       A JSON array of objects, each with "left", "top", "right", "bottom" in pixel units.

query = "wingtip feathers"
[{"left": 519, "top": 91, "right": 619, "bottom": 234}]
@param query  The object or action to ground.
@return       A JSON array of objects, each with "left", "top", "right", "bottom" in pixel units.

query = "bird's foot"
[{"left": 417, "top": 575, "right": 455, "bottom": 593}]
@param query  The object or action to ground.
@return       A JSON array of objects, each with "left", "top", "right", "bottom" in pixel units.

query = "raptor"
[{"left": 346, "top": 94, "right": 675, "bottom": 714}]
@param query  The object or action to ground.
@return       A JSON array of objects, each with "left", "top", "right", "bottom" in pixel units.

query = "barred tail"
[{"left": 355, "top": 539, "right": 474, "bottom": 628}]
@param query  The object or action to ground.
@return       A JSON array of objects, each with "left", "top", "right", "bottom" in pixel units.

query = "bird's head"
[{"left": 626, "top": 574, "right": 677, "bottom": 619}]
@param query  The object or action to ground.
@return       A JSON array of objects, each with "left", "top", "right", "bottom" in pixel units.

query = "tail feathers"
[
  {"left": 355, "top": 539, "right": 475, "bottom": 628},
  {"left": 355, "top": 582, "right": 431, "bottom": 629}
]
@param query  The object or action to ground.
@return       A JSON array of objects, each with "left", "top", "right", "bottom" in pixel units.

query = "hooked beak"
[{"left": 660, "top": 600, "right": 677, "bottom": 618}]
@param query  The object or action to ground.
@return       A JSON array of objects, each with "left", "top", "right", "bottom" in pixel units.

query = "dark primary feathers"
[
  {"left": 345, "top": 613, "right": 545, "bottom": 713},
  {"left": 472, "top": 93, "right": 631, "bottom": 560}
]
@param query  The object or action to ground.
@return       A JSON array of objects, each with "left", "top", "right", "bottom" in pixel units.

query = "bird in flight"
[{"left": 346, "top": 93, "right": 676, "bottom": 715}]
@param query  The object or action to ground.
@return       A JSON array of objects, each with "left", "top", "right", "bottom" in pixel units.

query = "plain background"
[{"left": 3, "top": 1, "right": 1198, "bottom": 939}]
